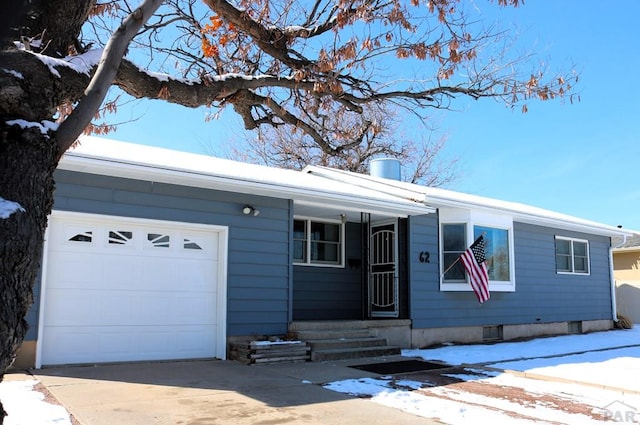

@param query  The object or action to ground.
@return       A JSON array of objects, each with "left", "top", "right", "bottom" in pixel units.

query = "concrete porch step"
[
  {"left": 290, "top": 319, "right": 411, "bottom": 331},
  {"left": 289, "top": 320, "right": 411, "bottom": 362},
  {"left": 307, "top": 336, "right": 388, "bottom": 351},
  {"left": 295, "top": 329, "right": 371, "bottom": 341},
  {"left": 311, "top": 345, "right": 401, "bottom": 362}
]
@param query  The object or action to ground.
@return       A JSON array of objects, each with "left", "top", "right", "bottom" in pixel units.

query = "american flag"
[{"left": 460, "top": 235, "right": 490, "bottom": 303}]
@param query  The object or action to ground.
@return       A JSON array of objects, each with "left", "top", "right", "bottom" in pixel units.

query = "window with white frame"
[
  {"left": 293, "top": 218, "right": 343, "bottom": 267},
  {"left": 442, "top": 225, "right": 512, "bottom": 282},
  {"left": 476, "top": 225, "right": 511, "bottom": 282},
  {"left": 442, "top": 223, "right": 467, "bottom": 282},
  {"left": 555, "top": 236, "right": 589, "bottom": 274},
  {"left": 440, "top": 209, "right": 515, "bottom": 292}
]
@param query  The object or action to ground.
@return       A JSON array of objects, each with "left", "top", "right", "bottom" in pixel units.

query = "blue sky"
[{"left": 102, "top": 1, "right": 640, "bottom": 231}]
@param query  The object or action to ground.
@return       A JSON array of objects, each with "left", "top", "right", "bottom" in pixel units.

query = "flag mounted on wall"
[{"left": 460, "top": 235, "right": 490, "bottom": 303}]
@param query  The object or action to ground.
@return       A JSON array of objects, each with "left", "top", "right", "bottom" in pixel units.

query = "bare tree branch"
[
  {"left": 220, "top": 103, "right": 460, "bottom": 186},
  {"left": 55, "top": 0, "right": 163, "bottom": 154}
]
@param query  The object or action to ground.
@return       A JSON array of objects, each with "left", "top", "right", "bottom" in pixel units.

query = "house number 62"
[{"left": 419, "top": 251, "right": 430, "bottom": 263}]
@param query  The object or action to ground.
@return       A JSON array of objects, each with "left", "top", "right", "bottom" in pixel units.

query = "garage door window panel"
[
  {"left": 148, "top": 233, "right": 170, "bottom": 248},
  {"left": 183, "top": 239, "right": 203, "bottom": 250},
  {"left": 69, "top": 231, "right": 93, "bottom": 243},
  {"left": 63, "top": 225, "right": 96, "bottom": 247},
  {"left": 108, "top": 230, "right": 133, "bottom": 245}
]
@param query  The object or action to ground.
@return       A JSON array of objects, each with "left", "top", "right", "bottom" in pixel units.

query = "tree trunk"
[{"left": 0, "top": 125, "right": 58, "bottom": 423}]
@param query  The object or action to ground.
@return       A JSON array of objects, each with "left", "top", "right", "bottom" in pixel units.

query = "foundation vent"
[
  {"left": 482, "top": 325, "right": 504, "bottom": 341},
  {"left": 568, "top": 321, "right": 583, "bottom": 334}
]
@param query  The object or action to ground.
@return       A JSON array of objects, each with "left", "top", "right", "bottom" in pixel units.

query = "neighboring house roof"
[
  {"left": 613, "top": 234, "right": 640, "bottom": 252},
  {"left": 303, "top": 165, "right": 632, "bottom": 238},
  {"left": 59, "top": 137, "right": 435, "bottom": 220}
]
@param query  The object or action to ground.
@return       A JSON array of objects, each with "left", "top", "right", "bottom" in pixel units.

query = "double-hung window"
[
  {"left": 294, "top": 218, "right": 343, "bottom": 267},
  {"left": 555, "top": 237, "right": 589, "bottom": 274}
]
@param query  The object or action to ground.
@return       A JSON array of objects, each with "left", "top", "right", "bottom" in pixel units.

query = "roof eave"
[
  {"left": 303, "top": 165, "right": 633, "bottom": 237},
  {"left": 613, "top": 246, "right": 640, "bottom": 253},
  {"left": 59, "top": 153, "right": 434, "bottom": 218},
  {"left": 426, "top": 197, "right": 631, "bottom": 238}
]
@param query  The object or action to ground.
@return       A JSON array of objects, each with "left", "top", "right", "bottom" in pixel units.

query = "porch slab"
[
  {"left": 290, "top": 319, "right": 412, "bottom": 331},
  {"left": 290, "top": 319, "right": 412, "bottom": 348}
]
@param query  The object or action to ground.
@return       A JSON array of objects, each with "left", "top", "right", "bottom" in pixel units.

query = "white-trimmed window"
[
  {"left": 477, "top": 225, "right": 511, "bottom": 282},
  {"left": 293, "top": 218, "right": 344, "bottom": 267},
  {"left": 442, "top": 223, "right": 467, "bottom": 282},
  {"left": 440, "top": 209, "right": 515, "bottom": 292},
  {"left": 555, "top": 236, "right": 590, "bottom": 274}
]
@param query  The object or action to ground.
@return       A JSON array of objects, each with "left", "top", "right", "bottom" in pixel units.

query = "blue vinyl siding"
[
  {"left": 409, "top": 215, "right": 614, "bottom": 328},
  {"left": 511, "top": 222, "right": 612, "bottom": 322},
  {"left": 25, "top": 168, "right": 616, "bottom": 342},
  {"left": 292, "top": 222, "right": 363, "bottom": 320},
  {"left": 407, "top": 214, "right": 443, "bottom": 325},
  {"left": 26, "top": 170, "right": 292, "bottom": 339}
]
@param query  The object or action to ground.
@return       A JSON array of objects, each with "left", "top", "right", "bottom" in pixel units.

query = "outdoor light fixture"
[
  {"left": 243, "top": 205, "right": 260, "bottom": 216},
  {"left": 340, "top": 213, "right": 347, "bottom": 224}
]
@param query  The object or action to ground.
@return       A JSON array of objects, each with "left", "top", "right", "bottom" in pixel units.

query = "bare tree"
[
  {"left": 225, "top": 103, "right": 460, "bottom": 186},
  {"left": 0, "top": 0, "right": 577, "bottom": 419}
]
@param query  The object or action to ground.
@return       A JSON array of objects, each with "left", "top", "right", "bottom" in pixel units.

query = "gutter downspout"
[{"left": 609, "top": 246, "right": 618, "bottom": 324}]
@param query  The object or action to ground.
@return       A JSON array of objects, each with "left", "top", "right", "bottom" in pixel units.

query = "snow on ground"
[
  {"left": 0, "top": 379, "right": 71, "bottom": 425},
  {"left": 402, "top": 326, "right": 639, "bottom": 365},
  {"left": 324, "top": 327, "right": 640, "bottom": 424}
]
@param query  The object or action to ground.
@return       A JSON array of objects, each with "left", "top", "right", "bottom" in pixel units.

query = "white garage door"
[{"left": 39, "top": 212, "right": 227, "bottom": 366}]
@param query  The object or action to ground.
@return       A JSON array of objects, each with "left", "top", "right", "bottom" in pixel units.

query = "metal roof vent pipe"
[{"left": 369, "top": 158, "right": 401, "bottom": 181}]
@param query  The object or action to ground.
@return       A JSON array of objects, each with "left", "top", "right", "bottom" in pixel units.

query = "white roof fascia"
[
  {"left": 303, "top": 164, "right": 632, "bottom": 238},
  {"left": 422, "top": 192, "right": 632, "bottom": 238},
  {"left": 59, "top": 138, "right": 434, "bottom": 218}
]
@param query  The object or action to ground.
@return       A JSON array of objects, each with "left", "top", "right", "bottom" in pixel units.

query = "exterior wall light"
[{"left": 243, "top": 205, "right": 260, "bottom": 216}]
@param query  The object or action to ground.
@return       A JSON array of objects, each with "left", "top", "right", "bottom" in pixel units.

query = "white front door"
[{"left": 39, "top": 212, "right": 227, "bottom": 366}]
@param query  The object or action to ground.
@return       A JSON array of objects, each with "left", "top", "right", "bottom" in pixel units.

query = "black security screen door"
[{"left": 369, "top": 223, "right": 398, "bottom": 317}]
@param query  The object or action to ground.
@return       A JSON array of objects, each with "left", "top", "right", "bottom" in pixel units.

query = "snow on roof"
[
  {"left": 58, "top": 138, "right": 632, "bottom": 237},
  {"left": 304, "top": 165, "right": 632, "bottom": 237},
  {"left": 59, "top": 137, "right": 433, "bottom": 217}
]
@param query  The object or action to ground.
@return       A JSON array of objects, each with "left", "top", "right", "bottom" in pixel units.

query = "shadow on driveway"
[{"left": 32, "top": 358, "right": 441, "bottom": 425}]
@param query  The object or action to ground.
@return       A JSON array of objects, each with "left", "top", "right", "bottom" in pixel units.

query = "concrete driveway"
[{"left": 30, "top": 357, "right": 442, "bottom": 425}]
